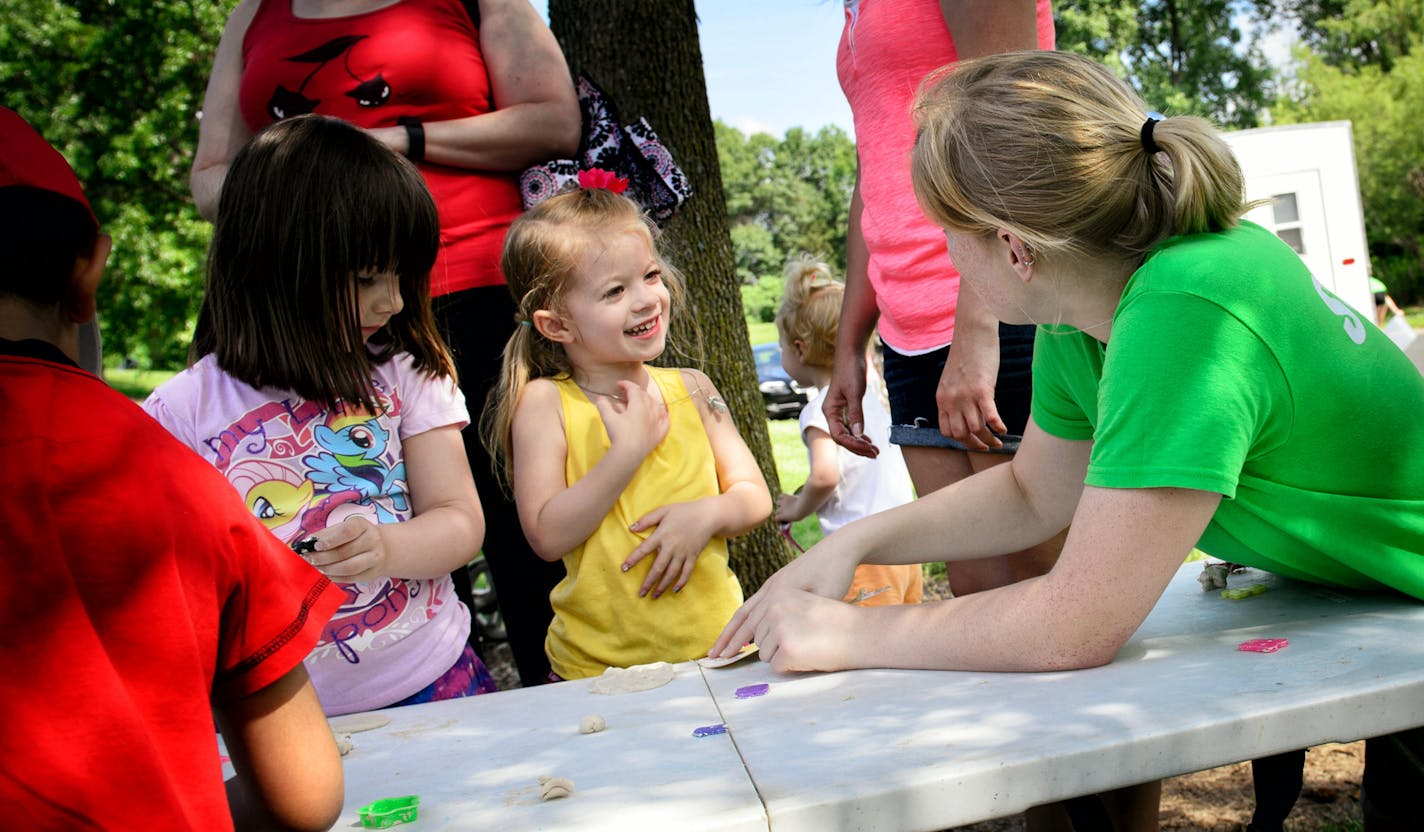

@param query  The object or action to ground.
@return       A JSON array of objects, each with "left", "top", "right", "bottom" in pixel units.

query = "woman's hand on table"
[{"left": 710, "top": 536, "right": 862, "bottom": 670}]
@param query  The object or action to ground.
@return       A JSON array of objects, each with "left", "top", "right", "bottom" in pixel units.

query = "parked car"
[{"left": 752, "top": 342, "right": 811, "bottom": 419}]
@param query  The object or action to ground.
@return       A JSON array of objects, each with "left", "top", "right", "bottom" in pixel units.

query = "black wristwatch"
[{"left": 398, "top": 116, "right": 425, "bottom": 163}]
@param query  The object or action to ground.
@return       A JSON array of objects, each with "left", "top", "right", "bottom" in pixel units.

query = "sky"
[
  {"left": 528, "top": 3, "right": 1298, "bottom": 141},
  {"left": 530, "top": 0, "right": 855, "bottom": 139}
]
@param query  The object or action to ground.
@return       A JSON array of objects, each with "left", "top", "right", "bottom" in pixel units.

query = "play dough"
[
  {"left": 539, "top": 776, "right": 574, "bottom": 800},
  {"left": 696, "top": 644, "right": 759, "bottom": 669},
  {"left": 578, "top": 714, "right": 607, "bottom": 734},
  {"left": 587, "top": 661, "right": 675, "bottom": 694}
]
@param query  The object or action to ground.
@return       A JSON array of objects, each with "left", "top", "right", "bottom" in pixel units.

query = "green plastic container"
[{"left": 358, "top": 795, "right": 420, "bottom": 828}]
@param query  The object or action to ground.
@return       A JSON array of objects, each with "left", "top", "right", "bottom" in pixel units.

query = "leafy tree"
[
  {"left": 0, "top": 0, "right": 226, "bottom": 368},
  {"left": 546, "top": 0, "right": 792, "bottom": 590},
  {"left": 1056, "top": 0, "right": 1141, "bottom": 67},
  {"left": 729, "top": 222, "right": 780, "bottom": 287},
  {"left": 740, "top": 275, "right": 784, "bottom": 325},
  {"left": 1057, "top": 0, "right": 1276, "bottom": 127},
  {"left": 716, "top": 121, "right": 856, "bottom": 285},
  {"left": 1267, "top": 0, "right": 1422, "bottom": 70},
  {"left": 1273, "top": 35, "right": 1424, "bottom": 301}
]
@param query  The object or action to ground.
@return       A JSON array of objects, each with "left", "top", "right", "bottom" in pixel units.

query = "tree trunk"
[{"left": 547, "top": 0, "right": 792, "bottom": 591}]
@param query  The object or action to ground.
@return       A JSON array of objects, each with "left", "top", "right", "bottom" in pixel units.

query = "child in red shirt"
[{"left": 0, "top": 106, "right": 346, "bottom": 831}]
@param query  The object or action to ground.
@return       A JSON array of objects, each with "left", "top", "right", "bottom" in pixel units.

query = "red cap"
[{"left": 0, "top": 106, "right": 96, "bottom": 225}]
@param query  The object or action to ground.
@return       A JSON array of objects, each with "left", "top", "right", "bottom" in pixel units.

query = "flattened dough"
[
  {"left": 327, "top": 713, "right": 391, "bottom": 734},
  {"left": 587, "top": 661, "right": 676, "bottom": 695},
  {"left": 696, "top": 644, "right": 759, "bottom": 669}
]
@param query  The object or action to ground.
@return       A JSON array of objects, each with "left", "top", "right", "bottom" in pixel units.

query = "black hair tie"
[
  {"left": 398, "top": 116, "right": 425, "bottom": 164},
  {"left": 1140, "top": 111, "right": 1164, "bottom": 155}
]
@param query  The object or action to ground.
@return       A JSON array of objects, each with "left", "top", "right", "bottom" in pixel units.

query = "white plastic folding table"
[{"left": 223, "top": 563, "right": 1424, "bottom": 830}]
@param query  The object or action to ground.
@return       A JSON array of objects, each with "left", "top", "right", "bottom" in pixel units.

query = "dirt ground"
[
  {"left": 479, "top": 573, "right": 1366, "bottom": 832},
  {"left": 950, "top": 742, "right": 1365, "bottom": 831}
]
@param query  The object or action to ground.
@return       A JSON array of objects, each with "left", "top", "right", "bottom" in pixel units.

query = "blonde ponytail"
[
  {"left": 776, "top": 254, "right": 843, "bottom": 369},
  {"left": 911, "top": 51, "right": 1250, "bottom": 266}
]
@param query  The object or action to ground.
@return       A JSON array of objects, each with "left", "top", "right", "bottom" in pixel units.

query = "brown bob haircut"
[{"left": 191, "top": 114, "right": 454, "bottom": 412}]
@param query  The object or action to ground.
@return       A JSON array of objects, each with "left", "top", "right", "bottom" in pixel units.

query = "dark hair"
[
  {"left": 0, "top": 186, "right": 98, "bottom": 306},
  {"left": 192, "top": 115, "right": 453, "bottom": 412}
]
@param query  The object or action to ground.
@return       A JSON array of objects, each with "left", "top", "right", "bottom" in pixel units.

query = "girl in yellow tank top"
[{"left": 485, "top": 177, "right": 772, "bottom": 680}]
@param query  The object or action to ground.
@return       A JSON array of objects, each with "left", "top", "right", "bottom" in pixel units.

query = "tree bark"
[{"left": 547, "top": 0, "right": 792, "bottom": 591}]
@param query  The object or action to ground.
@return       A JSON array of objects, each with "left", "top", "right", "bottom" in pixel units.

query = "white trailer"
[{"left": 1221, "top": 121, "right": 1373, "bottom": 318}]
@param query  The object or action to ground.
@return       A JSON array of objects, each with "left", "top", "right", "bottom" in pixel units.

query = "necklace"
[
  {"left": 573, "top": 379, "right": 729, "bottom": 414},
  {"left": 574, "top": 381, "right": 626, "bottom": 402}
]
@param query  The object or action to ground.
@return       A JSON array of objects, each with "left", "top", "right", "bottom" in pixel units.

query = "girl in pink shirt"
[{"left": 147, "top": 116, "right": 495, "bottom": 714}]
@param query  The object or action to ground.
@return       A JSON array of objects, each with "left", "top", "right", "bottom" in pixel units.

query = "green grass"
[
  {"left": 746, "top": 320, "right": 779, "bottom": 346},
  {"left": 105, "top": 367, "right": 175, "bottom": 400},
  {"left": 765, "top": 416, "right": 825, "bottom": 551}
]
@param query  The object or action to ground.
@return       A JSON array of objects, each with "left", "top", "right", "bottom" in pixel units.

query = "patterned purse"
[{"left": 519, "top": 74, "right": 693, "bottom": 226}]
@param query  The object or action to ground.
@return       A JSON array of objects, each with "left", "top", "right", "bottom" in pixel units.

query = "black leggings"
[{"left": 434, "top": 286, "right": 564, "bottom": 688}]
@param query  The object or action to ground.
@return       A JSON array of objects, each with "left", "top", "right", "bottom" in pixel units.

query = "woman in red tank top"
[{"left": 191, "top": 0, "right": 580, "bottom": 688}]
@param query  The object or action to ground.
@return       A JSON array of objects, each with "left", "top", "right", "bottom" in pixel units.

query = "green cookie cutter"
[{"left": 358, "top": 795, "right": 420, "bottom": 828}]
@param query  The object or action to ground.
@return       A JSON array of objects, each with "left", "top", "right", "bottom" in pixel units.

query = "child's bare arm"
[
  {"left": 625, "top": 370, "right": 773, "bottom": 597},
  {"left": 683, "top": 369, "right": 773, "bottom": 537},
  {"left": 513, "top": 378, "right": 668, "bottom": 560},
  {"left": 217, "top": 664, "right": 343, "bottom": 832},
  {"left": 301, "top": 424, "right": 484, "bottom": 581},
  {"left": 775, "top": 426, "right": 840, "bottom": 522}
]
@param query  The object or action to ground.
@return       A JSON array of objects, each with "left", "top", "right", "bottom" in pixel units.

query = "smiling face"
[
  {"left": 548, "top": 230, "right": 671, "bottom": 374},
  {"left": 356, "top": 270, "right": 404, "bottom": 342}
]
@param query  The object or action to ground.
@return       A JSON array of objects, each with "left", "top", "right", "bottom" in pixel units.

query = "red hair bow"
[{"left": 577, "top": 168, "right": 629, "bottom": 194}]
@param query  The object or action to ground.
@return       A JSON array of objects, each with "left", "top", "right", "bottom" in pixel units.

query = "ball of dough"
[
  {"left": 539, "top": 776, "right": 574, "bottom": 800},
  {"left": 578, "top": 714, "right": 606, "bottom": 734}
]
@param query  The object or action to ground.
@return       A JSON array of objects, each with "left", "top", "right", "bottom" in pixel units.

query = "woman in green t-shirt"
[{"left": 713, "top": 50, "right": 1424, "bottom": 829}]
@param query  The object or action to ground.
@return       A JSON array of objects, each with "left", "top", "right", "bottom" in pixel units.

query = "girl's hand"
[
  {"left": 596, "top": 380, "right": 669, "bottom": 462},
  {"left": 623, "top": 501, "right": 716, "bottom": 598},
  {"left": 300, "top": 516, "right": 391, "bottom": 583},
  {"left": 774, "top": 492, "right": 804, "bottom": 523},
  {"left": 710, "top": 535, "right": 860, "bottom": 658}
]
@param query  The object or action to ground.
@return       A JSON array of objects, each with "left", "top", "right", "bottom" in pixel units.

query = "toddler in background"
[
  {"left": 485, "top": 174, "right": 772, "bottom": 680},
  {"left": 145, "top": 115, "right": 494, "bottom": 715},
  {"left": 774, "top": 255, "right": 921, "bottom": 606}
]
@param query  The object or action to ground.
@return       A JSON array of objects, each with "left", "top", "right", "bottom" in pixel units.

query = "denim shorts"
[{"left": 882, "top": 323, "right": 1036, "bottom": 453}]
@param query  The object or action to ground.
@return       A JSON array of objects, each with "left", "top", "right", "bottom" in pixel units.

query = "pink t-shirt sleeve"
[{"left": 379, "top": 354, "right": 469, "bottom": 438}]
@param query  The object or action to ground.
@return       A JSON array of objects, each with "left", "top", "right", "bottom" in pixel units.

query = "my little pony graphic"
[
  {"left": 229, "top": 459, "right": 316, "bottom": 541},
  {"left": 303, "top": 409, "right": 408, "bottom": 524}
]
